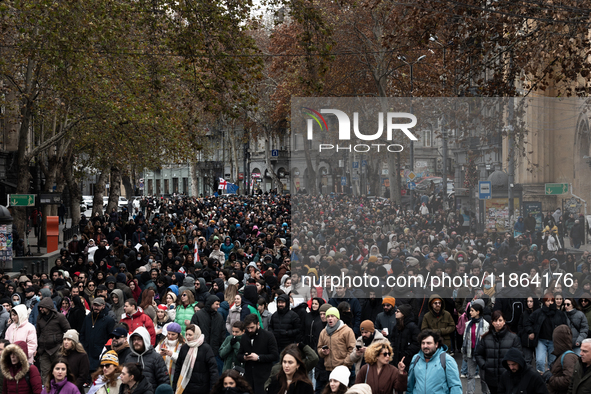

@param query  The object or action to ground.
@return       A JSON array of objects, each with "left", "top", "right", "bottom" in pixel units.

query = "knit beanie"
[
  {"left": 382, "top": 297, "right": 396, "bottom": 308},
  {"left": 319, "top": 304, "right": 332, "bottom": 314},
  {"left": 63, "top": 329, "right": 79, "bottom": 344},
  {"left": 329, "top": 365, "right": 351, "bottom": 387},
  {"left": 101, "top": 350, "right": 119, "bottom": 366},
  {"left": 360, "top": 320, "right": 375, "bottom": 333},
  {"left": 325, "top": 307, "right": 340, "bottom": 319}
]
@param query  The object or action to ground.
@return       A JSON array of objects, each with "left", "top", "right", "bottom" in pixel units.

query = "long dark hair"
[
  {"left": 483, "top": 310, "right": 506, "bottom": 336},
  {"left": 45, "top": 358, "right": 75, "bottom": 389},
  {"left": 321, "top": 381, "right": 348, "bottom": 394},
  {"left": 276, "top": 345, "right": 312, "bottom": 394},
  {"left": 210, "top": 370, "right": 254, "bottom": 394}
]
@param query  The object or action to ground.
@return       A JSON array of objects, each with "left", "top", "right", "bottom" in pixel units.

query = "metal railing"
[{"left": 63, "top": 225, "right": 80, "bottom": 247}]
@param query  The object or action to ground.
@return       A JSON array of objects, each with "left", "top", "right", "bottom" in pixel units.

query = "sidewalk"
[{"left": 23, "top": 218, "right": 73, "bottom": 256}]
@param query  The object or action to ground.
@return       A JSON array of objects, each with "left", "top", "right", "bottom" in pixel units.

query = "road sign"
[
  {"left": 361, "top": 160, "right": 367, "bottom": 168},
  {"left": 139, "top": 182, "right": 145, "bottom": 190},
  {"left": 545, "top": 183, "right": 569, "bottom": 195},
  {"left": 407, "top": 171, "right": 417, "bottom": 181},
  {"left": 352, "top": 161, "right": 359, "bottom": 169},
  {"left": 39, "top": 194, "right": 62, "bottom": 205},
  {"left": 251, "top": 173, "right": 261, "bottom": 178},
  {"left": 271, "top": 150, "right": 278, "bottom": 157},
  {"left": 409, "top": 182, "right": 416, "bottom": 190},
  {"left": 341, "top": 176, "right": 347, "bottom": 186},
  {"left": 479, "top": 181, "right": 492, "bottom": 200},
  {"left": 8, "top": 194, "right": 36, "bottom": 207}
]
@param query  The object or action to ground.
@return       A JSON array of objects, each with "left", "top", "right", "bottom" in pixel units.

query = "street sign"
[
  {"left": 341, "top": 176, "right": 347, "bottom": 186},
  {"left": 352, "top": 175, "right": 359, "bottom": 181},
  {"left": 271, "top": 150, "right": 278, "bottom": 157},
  {"left": 409, "top": 182, "right": 416, "bottom": 190},
  {"left": 39, "top": 194, "right": 62, "bottom": 205},
  {"left": 479, "top": 181, "right": 492, "bottom": 200},
  {"left": 352, "top": 162, "right": 359, "bottom": 169},
  {"left": 8, "top": 194, "right": 35, "bottom": 207},
  {"left": 361, "top": 160, "right": 367, "bottom": 168},
  {"left": 545, "top": 183, "right": 569, "bottom": 195},
  {"left": 251, "top": 173, "right": 261, "bottom": 178},
  {"left": 139, "top": 182, "right": 145, "bottom": 190},
  {"left": 407, "top": 171, "right": 417, "bottom": 181}
]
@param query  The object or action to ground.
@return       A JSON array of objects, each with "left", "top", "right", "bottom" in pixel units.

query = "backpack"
[{"left": 456, "top": 312, "right": 469, "bottom": 335}]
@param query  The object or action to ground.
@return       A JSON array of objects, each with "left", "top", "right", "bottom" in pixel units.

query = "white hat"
[
  {"left": 329, "top": 365, "right": 350, "bottom": 387},
  {"left": 63, "top": 329, "right": 79, "bottom": 344},
  {"left": 228, "top": 277, "right": 239, "bottom": 286}
]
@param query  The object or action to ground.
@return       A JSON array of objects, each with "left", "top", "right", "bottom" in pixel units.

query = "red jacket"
[
  {"left": 120, "top": 308, "right": 156, "bottom": 346},
  {"left": 1, "top": 342, "right": 42, "bottom": 394}
]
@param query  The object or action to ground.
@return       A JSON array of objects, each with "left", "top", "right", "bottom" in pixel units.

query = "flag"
[
  {"left": 227, "top": 183, "right": 239, "bottom": 194},
  {"left": 218, "top": 178, "right": 227, "bottom": 190},
  {"left": 194, "top": 241, "right": 200, "bottom": 263}
]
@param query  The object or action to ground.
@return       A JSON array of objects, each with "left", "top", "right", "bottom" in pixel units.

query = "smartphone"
[
  {"left": 245, "top": 352, "right": 251, "bottom": 356},
  {"left": 356, "top": 345, "right": 362, "bottom": 350}
]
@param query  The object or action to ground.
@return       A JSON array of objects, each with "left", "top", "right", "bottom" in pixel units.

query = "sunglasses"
[
  {"left": 181, "top": 294, "right": 187, "bottom": 297},
  {"left": 381, "top": 352, "right": 391, "bottom": 357},
  {"left": 564, "top": 303, "right": 572, "bottom": 306},
  {"left": 102, "top": 365, "right": 112, "bottom": 369}
]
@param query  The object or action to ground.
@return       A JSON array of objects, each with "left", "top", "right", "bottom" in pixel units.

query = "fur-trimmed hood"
[{"left": 1, "top": 342, "right": 29, "bottom": 381}]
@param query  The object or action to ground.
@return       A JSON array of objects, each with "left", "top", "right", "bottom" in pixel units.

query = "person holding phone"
[
  {"left": 349, "top": 321, "right": 389, "bottom": 375},
  {"left": 317, "top": 307, "right": 356, "bottom": 382}
]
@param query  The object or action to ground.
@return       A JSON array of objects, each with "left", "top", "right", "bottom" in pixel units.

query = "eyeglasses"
[{"left": 381, "top": 352, "right": 391, "bottom": 357}]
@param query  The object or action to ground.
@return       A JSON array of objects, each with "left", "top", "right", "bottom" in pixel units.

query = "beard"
[{"left": 423, "top": 347, "right": 437, "bottom": 359}]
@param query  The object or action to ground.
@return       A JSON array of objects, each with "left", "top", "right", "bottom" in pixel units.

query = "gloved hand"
[
  {"left": 230, "top": 336, "right": 239, "bottom": 345},
  {"left": 298, "top": 342, "right": 306, "bottom": 353}
]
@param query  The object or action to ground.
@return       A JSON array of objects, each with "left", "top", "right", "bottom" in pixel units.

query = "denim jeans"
[{"left": 536, "top": 339, "right": 555, "bottom": 372}]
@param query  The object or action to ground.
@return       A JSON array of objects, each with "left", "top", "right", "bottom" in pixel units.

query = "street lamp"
[{"left": 398, "top": 54, "right": 426, "bottom": 212}]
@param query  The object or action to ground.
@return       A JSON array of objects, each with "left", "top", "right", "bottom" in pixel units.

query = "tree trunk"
[
  {"left": 92, "top": 170, "right": 107, "bottom": 217},
  {"left": 190, "top": 162, "right": 199, "bottom": 197},
  {"left": 64, "top": 155, "right": 81, "bottom": 229},
  {"left": 106, "top": 166, "right": 121, "bottom": 214},
  {"left": 122, "top": 173, "right": 133, "bottom": 198},
  {"left": 265, "top": 137, "right": 283, "bottom": 192}
]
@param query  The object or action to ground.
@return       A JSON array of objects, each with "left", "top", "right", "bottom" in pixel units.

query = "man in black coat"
[
  {"left": 190, "top": 295, "right": 225, "bottom": 370},
  {"left": 237, "top": 314, "right": 279, "bottom": 394},
  {"left": 268, "top": 294, "right": 301, "bottom": 352},
  {"left": 498, "top": 348, "right": 549, "bottom": 394},
  {"left": 80, "top": 297, "right": 116, "bottom": 371}
]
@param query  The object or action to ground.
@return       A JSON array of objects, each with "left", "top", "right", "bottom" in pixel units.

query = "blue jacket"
[{"left": 407, "top": 345, "right": 462, "bottom": 394}]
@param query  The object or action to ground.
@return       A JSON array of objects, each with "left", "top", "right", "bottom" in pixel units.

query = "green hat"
[{"left": 325, "top": 307, "right": 340, "bottom": 319}]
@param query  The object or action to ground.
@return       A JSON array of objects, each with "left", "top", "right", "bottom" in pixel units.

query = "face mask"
[
  {"left": 149, "top": 259, "right": 154, "bottom": 264},
  {"left": 137, "top": 257, "right": 141, "bottom": 260},
  {"left": 458, "top": 257, "right": 464, "bottom": 262},
  {"left": 464, "top": 239, "right": 469, "bottom": 244},
  {"left": 485, "top": 284, "right": 491, "bottom": 289},
  {"left": 12, "top": 300, "right": 19, "bottom": 306}
]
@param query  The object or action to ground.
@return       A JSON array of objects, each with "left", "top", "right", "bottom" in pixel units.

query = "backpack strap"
[
  {"left": 440, "top": 352, "right": 447, "bottom": 372},
  {"left": 561, "top": 350, "right": 577, "bottom": 369}
]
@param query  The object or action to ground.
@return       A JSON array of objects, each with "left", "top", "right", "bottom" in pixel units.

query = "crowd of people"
[{"left": 3, "top": 192, "right": 591, "bottom": 394}]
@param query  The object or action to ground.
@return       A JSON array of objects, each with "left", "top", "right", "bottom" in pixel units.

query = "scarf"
[
  {"left": 160, "top": 339, "right": 180, "bottom": 378},
  {"left": 326, "top": 320, "right": 343, "bottom": 336},
  {"left": 88, "top": 375, "right": 120, "bottom": 394},
  {"left": 175, "top": 334, "right": 204, "bottom": 394}
]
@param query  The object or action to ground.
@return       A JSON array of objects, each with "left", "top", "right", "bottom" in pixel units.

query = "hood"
[
  {"left": 196, "top": 278, "right": 208, "bottom": 293},
  {"left": 0, "top": 342, "right": 29, "bottom": 381},
  {"left": 243, "top": 285, "right": 258, "bottom": 305},
  {"left": 128, "top": 326, "right": 152, "bottom": 357},
  {"left": 247, "top": 262, "right": 260, "bottom": 273},
  {"left": 12, "top": 304, "right": 29, "bottom": 328},
  {"left": 280, "top": 275, "right": 289, "bottom": 286},
  {"left": 502, "top": 347, "right": 526, "bottom": 371},
  {"left": 172, "top": 272, "right": 185, "bottom": 285},
  {"left": 205, "top": 295, "right": 220, "bottom": 311},
  {"left": 428, "top": 294, "right": 443, "bottom": 313},
  {"left": 344, "top": 384, "right": 373, "bottom": 394},
  {"left": 213, "top": 278, "right": 225, "bottom": 294},
  {"left": 182, "top": 276, "right": 195, "bottom": 287},
  {"left": 167, "top": 285, "right": 179, "bottom": 296},
  {"left": 39, "top": 296, "right": 57, "bottom": 312},
  {"left": 277, "top": 294, "right": 291, "bottom": 312},
  {"left": 224, "top": 236, "right": 232, "bottom": 244},
  {"left": 110, "top": 289, "right": 124, "bottom": 306},
  {"left": 552, "top": 324, "right": 573, "bottom": 355},
  {"left": 105, "top": 276, "right": 117, "bottom": 285}
]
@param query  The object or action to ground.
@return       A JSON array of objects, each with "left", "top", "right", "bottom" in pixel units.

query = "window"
[{"left": 424, "top": 130, "right": 432, "bottom": 147}]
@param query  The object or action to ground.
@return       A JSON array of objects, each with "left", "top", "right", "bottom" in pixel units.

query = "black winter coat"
[
  {"left": 497, "top": 348, "right": 549, "bottom": 394},
  {"left": 303, "top": 311, "right": 325, "bottom": 350},
  {"left": 189, "top": 308, "right": 225, "bottom": 356},
  {"left": 525, "top": 304, "right": 567, "bottom": 347},
  {"left": 517, "top": 305, "right": 539, "bottom": 349},
  {"left": 266, "top": 376, "right": 314, "bottom": 394},
  {"left": 475, "top": 327, "right": 522, "bottom": 390},
  {"left": 389, "top": 317, "right": 420, "bottom": 370},
  {"left": 237, "top": 329, "right": 279, "bottom": 394},
  {"left": 124, "top": 348, "right": 170, "bottom": 389},
  {"left": 268, "top": 307, "right": 301, "bottom": 351},
  {"left": 120, "top": 376, "right": 154, "bottom": 394},
  {"left": 80, "top": 309, "right": 116, "bottom": 371},
  {"left": 172, "top": 343, "right": 218, "bottom": 394}
]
